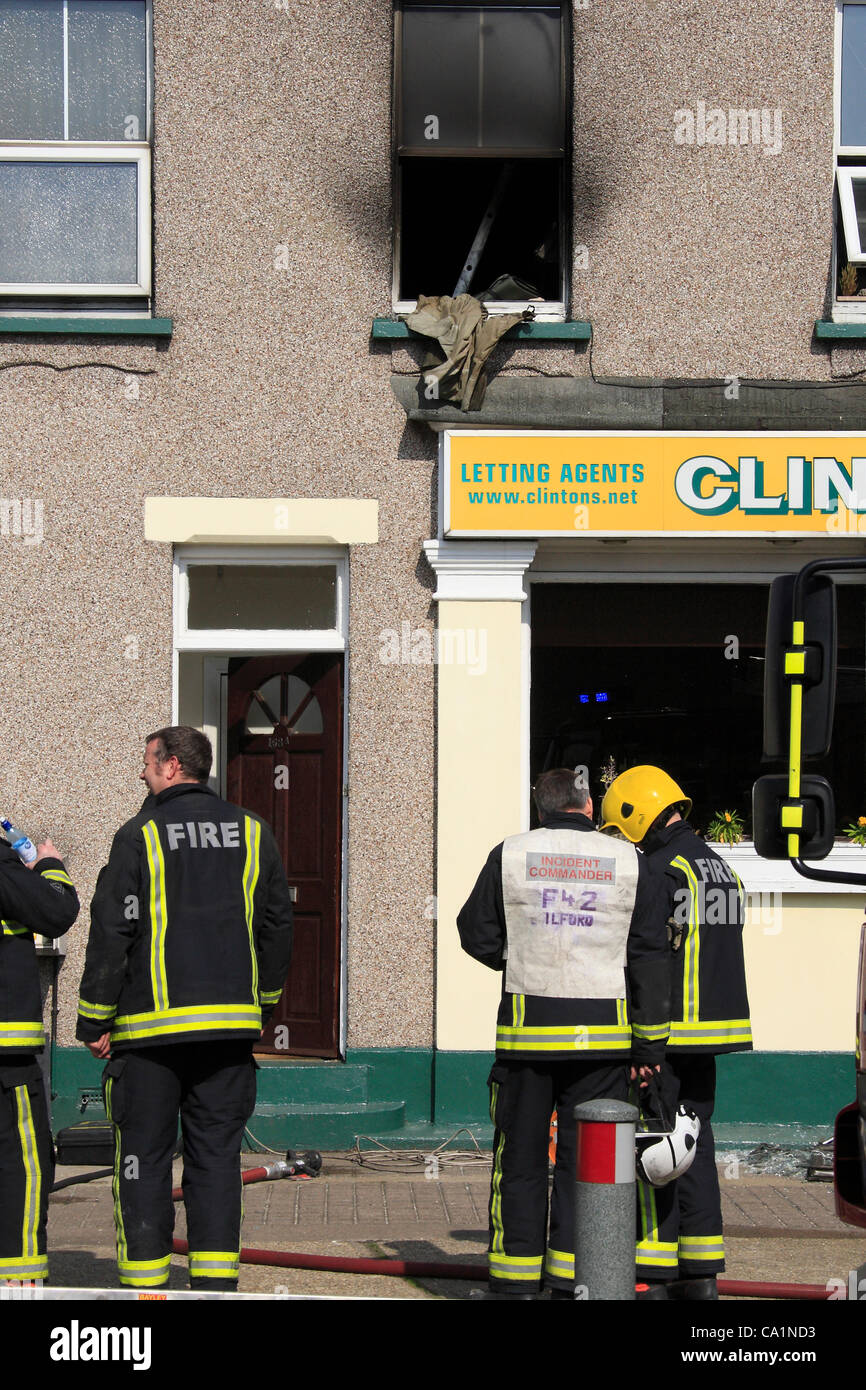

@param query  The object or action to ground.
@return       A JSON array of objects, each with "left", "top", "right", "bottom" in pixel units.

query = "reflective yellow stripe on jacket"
[
  {"left": 111, "top": 1003, "right": 262, "bottom": 1044},
  {"left": 142, "top": 820, "right": 169, "bottom": 1012},
  {"left": 496, "top": 1023, "right": 631, "bottom": 1052},
  {"left": 242, "top": 816, "right": 262, "bottom": 1003}
]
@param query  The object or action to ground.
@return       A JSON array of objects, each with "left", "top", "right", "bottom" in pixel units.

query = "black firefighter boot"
[{"left": 669, "top": 1275, "right": 719, "bottom": 1300}]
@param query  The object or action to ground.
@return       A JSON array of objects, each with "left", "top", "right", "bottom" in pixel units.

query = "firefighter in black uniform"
[
  {"left": 458, "top": 768, "right": 671, "bottom": 1299},
  {"left": 76, "top": 726, "right": 293, "bottom": 1291},
  {"left": 601, "top": 765, "right": 752, "bottom": 1300},
  {"left": 0, "top": 829, "right": 79, "bottom": 1282}
]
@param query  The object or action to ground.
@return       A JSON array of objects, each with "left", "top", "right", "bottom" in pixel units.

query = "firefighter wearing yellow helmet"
[{"left": 601, "top": 765, "right": 752, "bottom": 1301}]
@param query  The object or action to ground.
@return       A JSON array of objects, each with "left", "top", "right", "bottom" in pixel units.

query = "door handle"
[{"left": 288, "top": 886, "right": 298, "bottom": 902}]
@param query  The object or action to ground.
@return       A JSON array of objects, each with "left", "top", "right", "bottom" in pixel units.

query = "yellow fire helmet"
[{"left": 600, "top": 766, "right": 692, "bottom": 844}]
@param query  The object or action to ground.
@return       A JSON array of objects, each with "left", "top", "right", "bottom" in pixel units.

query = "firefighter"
[
  {"left": 76, "top": 726, "right": 293, "bottom": 1291},
  {"left": 457, "top": 768, "right": 670, "bottom": 1299},
  {"left": 601, "top": 765, "right": 752, "bottom": 1300},
  {"left": 0, "top": 829, "right": 79, "bottom": 1283}
]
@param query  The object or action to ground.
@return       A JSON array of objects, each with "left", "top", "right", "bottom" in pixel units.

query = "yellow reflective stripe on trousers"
[
  {"left": 118, "top": 1256, "right": 171, "bottom": 1287},
  {"left": 242, "top": 816, "right": 261, "bottom": 1003},
  {"left": 0, "top": 1021, "right": 45, "bottom": 1047},
  {"left": 105, "top": 1077, "right": 128, "bottom": 1273},
  {"left": 671, "top": 855, "right": 700, "bottom": 1022},
  {"left": 496, "top": 1023, "right": 630, "bottom": 1051},
  {"left": 489, "top": 1251, "right": 543, "bottom": 1281},
  {"left": 636, "top": 1241, "right": 678, "bottom": 1268},
  {"left": 679, "top": 1234, "right": 725, "bottom": 1262},
  {"left": 189, "top": 1250, "right": 240, "bottom": 1279},
  {"left": 14, "top": 1085, "right": 41, "bottom": 1263},
  {"left": 490, "top": 1129, "right": 505, "bottom": 1253},
  {"left": 142, "top": 820, "right": 169, "bottom": 1012},
  {"left": 0, "top": 1253, "right": 47, "bottom": 1279},
  {"left": 637, "top": 1179, "right": 658, "bottom": 1244},
  {"left": 545, "top": 1247, "right": 574, "bottom": 1280}
]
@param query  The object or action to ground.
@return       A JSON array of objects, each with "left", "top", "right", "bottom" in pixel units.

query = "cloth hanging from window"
[{"left": 403, "top": 293, "right": 531, "bottom": 410}]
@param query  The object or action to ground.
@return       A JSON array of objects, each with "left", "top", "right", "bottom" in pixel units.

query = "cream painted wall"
[
  {"left": 744, "top": 894, "right": 864, "bottom": 1052},
  {"left": 436, "top": 599, "right": 525, "bottom": 1050}
]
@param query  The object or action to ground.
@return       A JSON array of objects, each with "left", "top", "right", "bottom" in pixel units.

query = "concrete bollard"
[{"left": 573, "top": 1098, "right": 639, "bottom": 1300}]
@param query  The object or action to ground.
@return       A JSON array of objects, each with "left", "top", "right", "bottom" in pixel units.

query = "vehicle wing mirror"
[
  {"left": 752, "top": 774, "right": 836, "bottom": 860},
  {"left": 763, "top": 573, "right": 836, "bottom": 761}
]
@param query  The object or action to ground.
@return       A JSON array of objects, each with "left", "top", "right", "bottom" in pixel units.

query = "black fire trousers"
[
  {"left": 636, "top": 1054, "right": 724, "bottom": 1282},
  {"left": 103, "top": 1041, "right": 257, "bottom": 1290},
  {"left": 487, "top": 1058, "right": 629, "bottom": 1294},
  {"left": 0, "top": 1056, "right": 53, "bottom": 1283}
]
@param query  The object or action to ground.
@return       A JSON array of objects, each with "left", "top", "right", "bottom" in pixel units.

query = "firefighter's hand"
[
  {"left": 85, "top": 1033, "right": 111, "bottom": 1060},
  {"left": 630, "top": 1064, "right": 661, "bottom": 1089},
  {"left": 28, "top": 839, "right": 62, "bottom": 868}
]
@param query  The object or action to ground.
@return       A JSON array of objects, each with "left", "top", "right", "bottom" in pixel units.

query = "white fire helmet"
[{"left": 635, "top": 1105, "right": 701, "bottom": 1186}]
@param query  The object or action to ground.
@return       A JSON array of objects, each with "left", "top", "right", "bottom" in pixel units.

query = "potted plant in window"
[{"left": 705, "top": 810, "right": 747, "bottom": 846}]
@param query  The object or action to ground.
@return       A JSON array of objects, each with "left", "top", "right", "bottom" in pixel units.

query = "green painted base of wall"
[{"left": 47, "top": 1047, "right": 856, "bottom": 1152}]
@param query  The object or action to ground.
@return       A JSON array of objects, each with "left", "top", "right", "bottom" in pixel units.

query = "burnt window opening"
[{"left": 393, "top": 3, "right": 569, "bottom": 310}]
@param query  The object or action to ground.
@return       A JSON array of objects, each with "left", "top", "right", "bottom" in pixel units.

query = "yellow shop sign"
[{"left": 443, "top": 431, "right": 866, "bottom": 537}]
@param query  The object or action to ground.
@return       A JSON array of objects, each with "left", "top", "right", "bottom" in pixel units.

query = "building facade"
[{"left": 1, "top": 0, "right": 865, "bottom": 1145}]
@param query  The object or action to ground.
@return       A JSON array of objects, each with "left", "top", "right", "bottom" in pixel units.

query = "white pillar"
[{"left": 423, "top": 540, "right": 536, "bottom": 1050}]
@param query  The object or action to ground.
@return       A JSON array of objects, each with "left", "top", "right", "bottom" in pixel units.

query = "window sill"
[
  {"left": 714, "top": 841, "right": 866, "bottom": 894},
  {"left": 0, "top": 316, "right": 173, "bottom": 339},
  {"left": 373, "top": 317, "right": 591, "bottom": 342},
  {"left": 815, "top": 317, "right": 866, "bottom": 338}
]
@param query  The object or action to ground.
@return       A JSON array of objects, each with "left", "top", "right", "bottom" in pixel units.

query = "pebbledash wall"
[{"left": 2, "top": 0, "right": 865, "bottom": 1148}]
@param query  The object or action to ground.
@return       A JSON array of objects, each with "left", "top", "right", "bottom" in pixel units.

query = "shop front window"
[{"left": 530, "top": 582, "right": 866, "bottom": 839}]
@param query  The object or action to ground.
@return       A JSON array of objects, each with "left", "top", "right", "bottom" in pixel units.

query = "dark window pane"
[
  {"left": 68, "top": 0, "right": 147, "bottom": 141},
  {"left": 0, "top": 161, "right": 138, "bottom": 283},
  {"left": 842, "top": 4, "right": 866, "bottom": 147},
  {"left": 480, "top": 8, "right": 561, "bottom": 150},
  {"left": 400, "top": 7, "right": 479, "bottom": 148},
  {"left": 853, "top": 177, "right": 866, "bottom": 252},
  {"left": 400, "top": 5, "right": 562, "bottom": 151},
  {"left": 0, "top": 0, "right": 64, "bottom": 139},
  {"left": 187, "top": 566, "right": 338, "bottom": 631}
]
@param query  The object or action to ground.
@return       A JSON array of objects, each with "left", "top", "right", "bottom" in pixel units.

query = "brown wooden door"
[{"left": 226, "top": 653, "right": 343, "bottom": 1058}]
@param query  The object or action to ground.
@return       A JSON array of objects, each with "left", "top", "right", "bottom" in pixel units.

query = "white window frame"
[
  {"left": 0, "top": 143, "right": 151, "bottom": 295},
  {"left": 0, "top": 0, "right": 153, "bottom": 299},
  {"left": 834, "top": 2, "right": 866, "bottom": 315},
  {"left": 173, "top": 545, "right": 349, "bottom": 655},
  {"left": 837, "top": 166, "right": 866, "bottom": 266},
  {"left": 391, "top": 2, "right": 568, "bottom": 321}
]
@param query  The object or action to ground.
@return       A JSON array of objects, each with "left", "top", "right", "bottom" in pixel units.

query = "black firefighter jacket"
[
  {"left": 76, "top": 782, "right": 293, "bottom": 1050},
  {"left": 646, "top": 821, "right": 752, "bottom": 1054},
  {"left": 0, "top": 842, "right": 79, "bottom": 1053},
  {"left": 457, "top": 812, "right": 671, "bottom": 1066}
]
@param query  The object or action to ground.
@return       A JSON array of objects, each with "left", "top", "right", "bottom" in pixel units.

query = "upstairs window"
[
  {"left": 393, "top": 2, "right": 568, "bottom": 317},
  {"left": 0, "top": 0, "right": 151, "bottom": 301}
]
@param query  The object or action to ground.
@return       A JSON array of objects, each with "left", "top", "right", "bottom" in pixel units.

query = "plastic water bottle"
[{"left": 1, "top": 817, "right": 37, "bottom": 864}]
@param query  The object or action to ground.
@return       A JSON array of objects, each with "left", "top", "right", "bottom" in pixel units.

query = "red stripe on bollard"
[{"left": 577, "top": 1122, "right": 617, "bottom": 1183}]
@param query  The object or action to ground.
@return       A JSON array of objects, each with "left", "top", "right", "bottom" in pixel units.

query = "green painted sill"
[
  {"left": 815, "top": 320, "right": 866, "bottom": 339},
  {"left": 0, "top": 316, "right": 173, "bottom": 338},
  {"left": 372, "top": 317, "right": 591, "bottom": 341}
]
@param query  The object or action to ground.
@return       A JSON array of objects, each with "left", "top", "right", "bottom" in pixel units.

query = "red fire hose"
[{"left": 166, "top": 1164, "right": 842, "bottom": 1296}]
